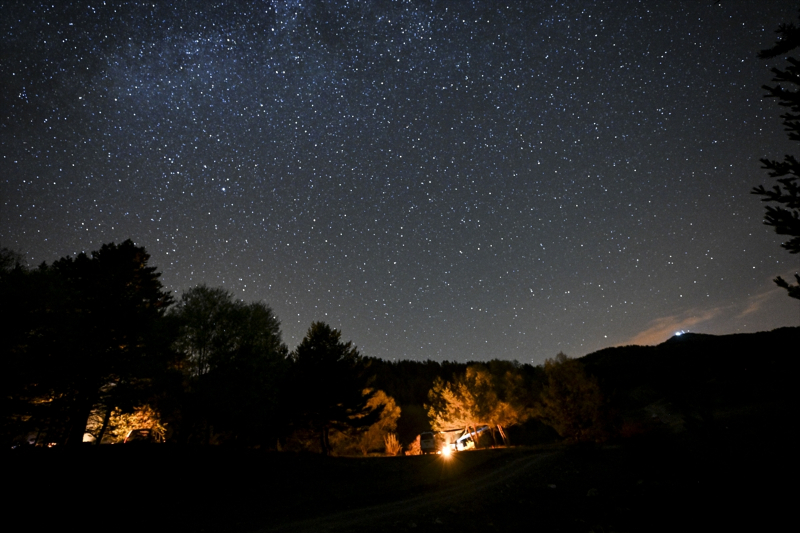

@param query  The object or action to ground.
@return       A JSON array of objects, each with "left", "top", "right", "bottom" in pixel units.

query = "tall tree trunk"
[
  {"left": 95, "top": 406, "right": 113, "bottom": 445},
  {"left": 65, "top": 394, "right": 95, "bottom": 446},
  {"left": 320, "top": 426, "right": 331, "bottom": 455},
  {"left": 497, "top": 424, "right": 509, "bottom": 445}
]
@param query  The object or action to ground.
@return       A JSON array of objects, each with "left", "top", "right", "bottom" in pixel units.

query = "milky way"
[{"left": 3, "top": 0, "right": 799, "bottom": 363}]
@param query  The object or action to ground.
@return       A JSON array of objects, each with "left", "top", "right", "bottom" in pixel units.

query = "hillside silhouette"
[
  {"left": 580, "top": 327, "right": 796, "bottom": 436},
  {"left": 366, "top": 327, "right": 798, "bottom": 446}
]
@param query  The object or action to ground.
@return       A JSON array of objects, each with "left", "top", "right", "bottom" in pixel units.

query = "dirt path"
[{"left": 260, "top": 450, "right": 557, "bottom": 532}]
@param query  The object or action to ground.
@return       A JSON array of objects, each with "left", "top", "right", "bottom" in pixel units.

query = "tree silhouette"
[
  {"left": 171, "top": 285, "right": 238, "bottom": 378},
  {"left": 0, "top": 240, "right": 173, "bottom": 446},
  {"left": 169, "top": 284, "right": 288, "bottom": 445},
  {"left": 753, "top": 18, "right": 800, "bottom": 299},
  {"left": 537, "top": 353, "right": 608, "bottom": 443},
  {"left": 0, "top": 255, "right": 62, "bottom": 444},
  {"left": 289, "top": 322, "right": 373, "bottom": 455},
  {"left": 0, "top": 246, "right": 25, "bottom": 272}
]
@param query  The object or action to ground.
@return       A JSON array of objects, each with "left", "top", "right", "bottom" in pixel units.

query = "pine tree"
[
  {"left": 753, "top": 18, "right": 800, "bottom": 299},
  {"left": 289, "top": 322, "right": 372, "bottom": 455}
]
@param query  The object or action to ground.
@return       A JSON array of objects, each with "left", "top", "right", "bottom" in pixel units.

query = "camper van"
[{"left": 419, "top": 431, "right": 438, "bottom": 454}]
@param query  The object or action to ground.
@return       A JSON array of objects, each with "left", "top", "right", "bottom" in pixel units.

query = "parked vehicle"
[{"left": 419, "top": 431, "right": 438, "bottom": 454}]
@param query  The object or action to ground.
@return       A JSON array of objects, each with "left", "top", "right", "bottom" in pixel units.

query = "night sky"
[{"left": 3, "top": 0, "right": 799, "bottom": 364}]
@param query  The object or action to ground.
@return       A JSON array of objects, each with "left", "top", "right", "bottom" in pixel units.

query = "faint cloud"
[
  {"left": 738, "top": 268, "right": 798, "bottom": 318},
  {"left": 622, "top": 307, "right": 723, "bottom": 346},
  {"left": 737, "top": 290, "right": 775, "bottom": 318}
]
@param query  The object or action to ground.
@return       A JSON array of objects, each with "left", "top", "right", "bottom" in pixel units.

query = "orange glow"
[{"left": 441, "top": 446, "right": 453, "bottom": 458}]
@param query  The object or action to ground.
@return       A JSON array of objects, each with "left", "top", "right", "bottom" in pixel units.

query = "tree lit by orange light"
[{"left": 84, "top": 404, "right": 166, "bottom": 444}]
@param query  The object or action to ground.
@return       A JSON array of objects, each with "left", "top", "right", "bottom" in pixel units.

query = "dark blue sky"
[{"left": 3, "top": 0, "right": 799, "bottom": 363}]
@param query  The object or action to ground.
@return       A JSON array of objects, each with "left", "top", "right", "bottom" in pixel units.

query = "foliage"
[
  {"left": 384, "top": 433, "right": 402, "bottom": 456},
  {"left": 0, "top": 240, "right": 173, "bottom": 446},
  {"left": 289, "top": 322, "right": 374, "bottom": 455},
  {"left": 0, "top": 246, "right": 25, "bottom": 272},
  {"left": 427, "top": 375, "right": 476, "bottom": 432},
  {"left": 169, "top": 284, "right": 288, "bottom": 445},
  {"left": 426, "top": 364, "right": 534, "bottom": 445},
  {"left": 108, "top": 405, "right": 167, "bottom": 442},
  {"left": 406, "top": 434, "right": 421, "bottom": 455},
  {"left": 366, "top": 357, "right": 468, "bottom": 406},
  {"left": 329, "top": 389, "right": 401, "bottom": 455},
  {"left": 170, "top": 285, "right": 238, "bottom": 377},
  {"left": 753, "top": 17, "right": 800, "bottom": 299},
  {"left": 85, "top": 405, "right": 166, "bottom": 444},
  {"left": 355, "top": 390, "right": 401, "bottom": 455},
  {"left": 537, "top": 353, "right": 609, "bottom": 443}
]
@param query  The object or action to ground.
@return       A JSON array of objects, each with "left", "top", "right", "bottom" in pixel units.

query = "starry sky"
[{"left": 3, "top": 0, "right": 799, "bottom": 364}]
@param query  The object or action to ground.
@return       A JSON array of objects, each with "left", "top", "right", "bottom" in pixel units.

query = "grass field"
[{"left": 6, "top": 401, "right": 789, "bottom": 532}]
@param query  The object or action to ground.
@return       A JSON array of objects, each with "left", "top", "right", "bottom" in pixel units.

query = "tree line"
[{"left": 1, "top": 241, "right": 610, "bottom": 452}]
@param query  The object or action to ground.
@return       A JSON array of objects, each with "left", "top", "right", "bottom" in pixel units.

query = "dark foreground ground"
[{"left": 5, "top": 405, "right": 789, "bottom": 532}]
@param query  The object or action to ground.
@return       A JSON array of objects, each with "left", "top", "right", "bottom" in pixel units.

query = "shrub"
[
  {"left": 405, "top": 435, "right": 421, "bottom": 455},
  {"left": 384, "top": 433, "right": 402, "bottom": 456}
]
